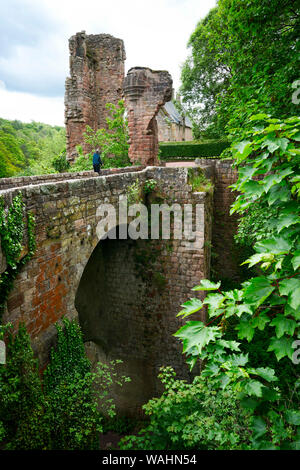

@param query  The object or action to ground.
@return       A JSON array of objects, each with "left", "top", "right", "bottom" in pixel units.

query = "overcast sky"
[{"left": 0, "top": 0, "right": 216, "bottom": 126}]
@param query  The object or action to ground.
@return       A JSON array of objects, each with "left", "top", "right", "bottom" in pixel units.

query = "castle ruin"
[
  {"left": 65, "top": 32, "right": 173, "bottom": 166},
  {"left": 65, "top": 32, "right": 125, "bottom": 161}
]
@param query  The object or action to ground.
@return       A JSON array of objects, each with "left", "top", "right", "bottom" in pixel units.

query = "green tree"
[
  {"left": 0, "top": 118, "right": 66, "bottom": 177},
  {"left": 181, "top": 0, "right": 299, "bottom": 137},
  {"left": 83, "top": 100, "right": 130, "bottom": 168},
  {"left": 174, "top": 114, "right": 300, "bottom": 449},
  {"left": 0, "top": 130, "right": 26, "bottom": 177}
]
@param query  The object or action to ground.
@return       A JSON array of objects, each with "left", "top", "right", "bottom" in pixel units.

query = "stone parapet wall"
[
  {"left": 124, "top": 67, "right": 173, "bottom": 166},
  {"left": 0, "top": 166, "right": 144, "bottom": 191},
  {"left": 212, "top": 160, "right": 240, "bottom": 282}
]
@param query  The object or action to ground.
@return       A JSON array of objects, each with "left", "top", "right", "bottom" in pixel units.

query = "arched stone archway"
[{"left": 75, "top": 226, "right": 164, "bottom": 415}]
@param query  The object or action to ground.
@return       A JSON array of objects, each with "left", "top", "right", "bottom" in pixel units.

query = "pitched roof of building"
[{"left": 163, "top": 101, "right": 193, "bottom": 128}]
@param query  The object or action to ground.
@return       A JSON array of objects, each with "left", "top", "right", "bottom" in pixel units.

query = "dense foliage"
[
  {"left": 80, "top": 100, "right": 130, "bottom": 169},
  {"left": 0, "top": 319, "right": 130, "bottom": 449},
  {"left": 159, "top": 140, "right": 229, "bottom": 160},
  {"left": 52, "top": 150, "right": 70, "bottom": 173},
  {"left": 174, "top": 114, "right": 300, "bottom": 449},
  {"left": 120, "top": 366, "right": 251, "bottom": 450},
  {"left": 181, "top": 0, "right": 299, "bottom": 137},
  {"left": 0, "top": 118, "right": 65, "bottom": 177}
]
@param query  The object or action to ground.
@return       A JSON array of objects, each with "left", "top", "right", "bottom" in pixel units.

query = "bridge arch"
[
  {"left": 1, "top": 166, "right": 215, "bottom": 415},
  {"left": 75, "top": 224, "right": 162, "bottom": 414}
]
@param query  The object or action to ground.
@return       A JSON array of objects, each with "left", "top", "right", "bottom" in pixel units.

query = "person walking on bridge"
[{"left": 93, "top": 148, "right": 103, "bottom": 175}]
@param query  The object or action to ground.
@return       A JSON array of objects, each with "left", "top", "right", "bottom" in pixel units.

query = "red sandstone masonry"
[
  {"left": 212, "top": 160, "right": 240, "bottom": 282},
  {"left": 0, "top": 166, "right": 144, "bottom": 191},
  {"left": 65, "top": 32, "right": 126, "bottom": 161},
  {"left": 194, "top": 159, "right": 240, "bottom": 281},
  {"left": 124, "top": 67, "right": 173, "bottom": 166}
]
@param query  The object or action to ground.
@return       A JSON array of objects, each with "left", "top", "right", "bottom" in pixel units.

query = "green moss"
[{"left": 153, "top": 272, "right": 167, "bottom": 290}]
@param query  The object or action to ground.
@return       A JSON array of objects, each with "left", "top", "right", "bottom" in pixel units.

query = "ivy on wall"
[{"left": 0, "top": 193, "right": 36, "bottom": 322}]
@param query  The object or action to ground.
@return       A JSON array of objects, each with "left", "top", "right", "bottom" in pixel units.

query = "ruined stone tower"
[
  {"left": 65, "top": 32, "right": 126, "bottom": 161},
  {"left": 124, "top": 67, "right": 173, "bottom": 166}
]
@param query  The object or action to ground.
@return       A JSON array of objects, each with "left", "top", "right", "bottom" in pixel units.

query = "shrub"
[
  {"left": 83, "top": 100, "right": 130, "bottom": 168},
  {"left": 120, "top": 366, "right": 251, "bottom": 450},
  {"left": 43, "top": 317, "right": 90, "bottom": 392},
  {"left": 174, "top": 114, "right": 300, "bottom": 450},
  {"left": 0, "top": 323, "right": 48, "bottom": 450},
  {"left": 52, "top": 150, "right": 70, "bottom": 173},
  {"left": 188, "top": 168, "right": 212, "bottom": 192}
]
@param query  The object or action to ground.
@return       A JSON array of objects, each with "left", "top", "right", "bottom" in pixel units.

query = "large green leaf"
[
  {"left": 252, "top": 416, "right": 267, "bottom": 442},
  {"left": 192, "top": 280, "right": 221, "bottom": 291},
  {"left": 270, "top": 314, "right": 297, "bottom": 338},
  {"left": 290, "top": 287, "right": 300, "bottom": 311},
  {"left": 203, "top": 293, "right": 225, "bottom": 312},
  {"left": 285, "top": 411, "right": 300, "bottom": 426},
  {"left": 252, "top": 311, "right": 270, "bottom": 330},
  {"left": 261, "top": 136, "right": 279, "bottom": 153},
  {"left": 267, "top": 183, "right": 290, "bottom": 205},
  {"left": 242, "top": 252, "right": 274, "bottom": 268},
  {"left": 291, "top": 251, "right": 300, "bottom": 271},
  {"left": 177, "top": 298, "right": 203, "bottom": 318},
  {"left": 277, "top": 212, "right": 299, "bottom": 233},
  {"left": 240, "top": 180, "right": 265, "bottom": 199},
  {"left": 255, "top": 236, "right": 292, "bottom": 254},
  {"left": 236, "top": 317, "right": 255, "bottom": 342},
  {"left": 279, "top": 278, "right": 300, "bottom": 296},
  {"left": 243, "top": 380, "right": 264, "bottom": 397},
  {"left": 253, "top": 367, "right": 278, "bottom": 383},
  {"left": 279, "top": 277, "right": 300, "bottom": 310},
  {"left": 249, "top": 114, "right": 269, "bottom": 121},
  {"left": 173, "top": 321, "right": 221, "bottom": 356},
  {"left": 268, "top": 336, "right": 295, "bottom": 361},
  {"left": 243, "top": 277, "right": 275, "bottom": 306},
  {"left": 234, "top": 140, "right": 253, "bottom": 162}
]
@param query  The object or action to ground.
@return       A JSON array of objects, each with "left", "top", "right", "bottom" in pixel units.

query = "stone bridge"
[{"left": 0, "top": 161, "right": 238, "bottom": 414}]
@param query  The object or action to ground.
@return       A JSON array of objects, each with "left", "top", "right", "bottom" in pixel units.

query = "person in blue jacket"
[{"left": 93, "top": 148, "right": 103, "bottom": 174}]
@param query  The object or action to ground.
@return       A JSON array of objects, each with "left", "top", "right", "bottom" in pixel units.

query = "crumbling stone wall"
[
  {"left": 195, "top": 159, "right": 241, "bottom": 282},
  {"left": 1, "top": 167, "right": 212, "bottom": 415},
  {"left": 124, "top": 67, "right": 173, "bottom": 166},
  {"left": 212, "top": 160, "right": 241, "bottom": 282},
  {"left": 65, "top": 32, "right": 126, "bottom": 161}
]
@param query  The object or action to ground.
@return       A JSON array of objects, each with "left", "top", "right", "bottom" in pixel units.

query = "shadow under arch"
[{"left": 75, "top": 224, "right": 160, "bottom": 416}]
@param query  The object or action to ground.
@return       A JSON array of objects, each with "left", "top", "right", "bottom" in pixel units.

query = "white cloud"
[
  {"left": 0, "top": 0, "right": 217, "bottom": 125},
  {"left": 0, "top": 87, "right": 64, "bottom": 126}
]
